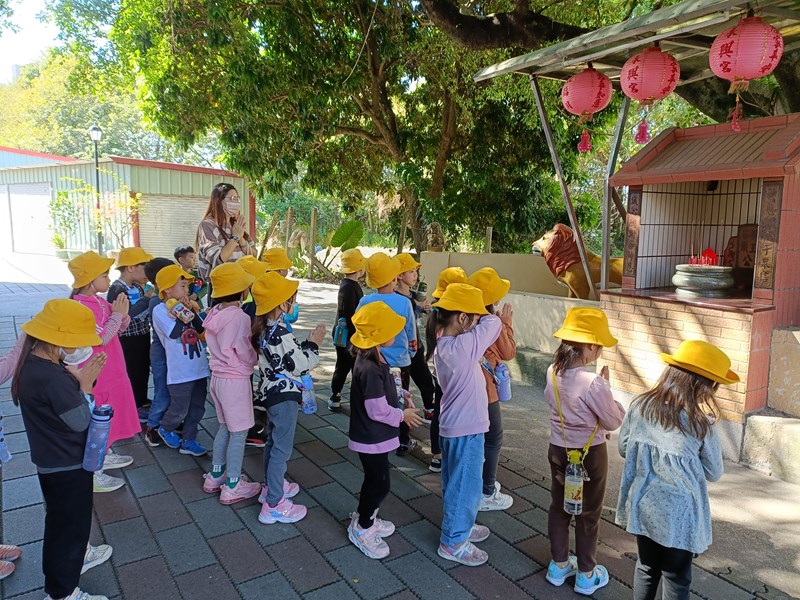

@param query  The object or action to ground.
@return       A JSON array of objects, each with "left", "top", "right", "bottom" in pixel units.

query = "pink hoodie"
[{"left": 203, "top": 304, "right": 258, "bottom": 378}]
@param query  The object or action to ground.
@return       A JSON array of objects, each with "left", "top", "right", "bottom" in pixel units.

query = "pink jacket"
[
  {"left": 0, "top": 335, "right": 25, "bottom": 385},
  {"left": 204, "top": 304, "right": 258, "bottom": 378},
  {"left": 544, "top": 365, "right": 625, "bottom": 448}
]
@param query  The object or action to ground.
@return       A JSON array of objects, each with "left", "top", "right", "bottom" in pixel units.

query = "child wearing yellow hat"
[
  {"left": 357, "top": 252, "right": 418, "bottom": 456},
  {"left": 466, "top": 267, "right": 517, "bottom": 513},
  {"left": 345, "top": 302, "right": 423, "bottom": 559},
  {"left": 617, "top": 340, "right": 736, "bottom": 600},
  {"left": 251, "top": 272, "right": 327, "bottom": 525},
  {"left": 108, "top": 247, "right": 155, "bottom": 421},
  {"left": 201, "top": 263, "right": 262, "bottom": 505},
  {"left": 425, "top": 283, "right": 502, "bottom": 567},
  {"left": 544, "top": 307, "right": 625, "bottom": 595},
  {"left": 151, "top": 264, "right": 210, "bottom": 457},
  {"left": 175, "top": 245, "right": 209, "bottom": 311},
  {"left": 329, "top": 248, "right": 366, "bottom": 411},
  {"left": 69, "top": 251, "right": 138, "bottom": 493},
  {"left": 13, "top": 299, "right": 112, "bottom": 599}
]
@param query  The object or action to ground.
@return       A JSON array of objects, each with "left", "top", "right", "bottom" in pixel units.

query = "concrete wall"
[{"left": 767, "top": 328, "right": 800, "bottom": 417}]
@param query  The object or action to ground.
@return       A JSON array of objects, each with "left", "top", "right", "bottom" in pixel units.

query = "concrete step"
[
  {"left": 507, "top": 347, "right": 553, "bottom": 389},
  {"left": 741, "top": 408, "right": 800, "bottom": 486}
]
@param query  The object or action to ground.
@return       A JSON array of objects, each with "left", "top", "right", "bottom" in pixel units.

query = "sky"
[{"left": 0, "top": 0, "right": 60, "bottom": 84}]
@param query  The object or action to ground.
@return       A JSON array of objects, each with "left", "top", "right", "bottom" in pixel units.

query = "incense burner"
[{"left": 672, "top": 264, "right": 735, "bottom": 298}]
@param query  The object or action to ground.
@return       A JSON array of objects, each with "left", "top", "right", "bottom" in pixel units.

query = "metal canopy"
[{"left": 474, "top": 0, "right": 800, "bottom": 84}]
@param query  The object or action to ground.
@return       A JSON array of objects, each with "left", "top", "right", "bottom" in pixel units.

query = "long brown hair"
[
  {"left": 425, "top": 307, "right": 457, "bottom": 361},
  {"left": 197, "top": 183, "right": 250, "bottom": 247},
  {"left": 350, "top": 345, "right": 382, "bottom": 365},
  {"left": 11, "top": 335, "right": 42, "bottom": 405},
  {"left": 552, "top": 341, "right": 588, "bottom": 375},
  {"left": 633, "top": 365, "right": 720, "bottom": 440}
]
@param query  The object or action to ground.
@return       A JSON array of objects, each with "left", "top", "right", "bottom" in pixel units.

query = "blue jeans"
[
  {"left": 263, "top": 400, "right": 299, "bottom": 507},
  {"left": 440, "top": 433, "right": 484, "bottom": 547},
  {"left": 146, "top": 341, "right": 169, "bottom": 428}
]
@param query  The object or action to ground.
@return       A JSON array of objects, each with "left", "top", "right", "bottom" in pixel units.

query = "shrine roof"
[
  {"left": 473, "top": 0, "right": 800, "bottom": 87},
  {"left": 610, "top": 113, "right": 800, "bottom": 186}
]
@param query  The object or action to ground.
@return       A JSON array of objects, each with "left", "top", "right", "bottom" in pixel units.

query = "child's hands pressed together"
[
  {"left": 403, "top": 408, "right": 423, "bottom": 428},
  {"left": 66, "top": 353, "right": 107, "bottom": 393},
  {"left": 600, "top": 365, "right": 609, "bottom": 380},
  {"left": 308, "top": 324, "right": 326, "bottom": 346},
  {"left": 111, "top": 294, "right": 129, "bottom": 315},
  {"left": 498, "top": 303, "right": 513, "bottom": 323}
]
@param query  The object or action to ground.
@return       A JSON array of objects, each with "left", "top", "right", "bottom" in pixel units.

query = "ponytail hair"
[
  {"left": 552, "top": 341, "right": 588, "bottom": 376},
  {"left": 11, "top": 335, "right": 38, "bottom": 405},
  {"left": 425, "top": 307, "right": 459, "bottom": 361}
]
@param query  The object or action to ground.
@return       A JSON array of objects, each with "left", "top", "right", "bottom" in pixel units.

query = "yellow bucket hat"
[
  {"left": 350, "top": 302, "right": 406, "bottom": 349},
  {"left": 553, "top": 307, "right": 618, "bottom": 347},
  {"left": 236, "top": 255, "right": 269, "bottom": 278},
  {"left": 661, "top": 340, "right": 739, "bottom": 384},
  {"left": 22, "top": 299, "right": 102, "bottom": 348},
  {"left": 210, "top": 263, "right": 256, "bottom": 298},
  {"left": 69, "top": 251, "right": 115, "bottom": 289},
  {"left": 396, "top": 253, "right": 421, "bottom": 273},
  {"left": 431, "top": 267, "right": 467, "bottom": 299},
  {"left": 365, "top": 252, "right": 402, "bottom": 289},
  {"left": 116, "top": 247, "right": 155, "bottom": 269},
  {"left": 467, "top": 267, "right": 511, "bottom": 307},
  {"left": 262, "top": 247, "right": 293, "bottom": 272},
  {"left": 252, "top": 271, "right": 300, "bottom": 315},
  {"left": 156, "top": 265, "right": 193, "bottom": 298},
  {"left": 339, "top": 248, "right": 366, "bottom": 274},
  {"left": 434, "top": 283, "right": 488, "bottom": 315}
]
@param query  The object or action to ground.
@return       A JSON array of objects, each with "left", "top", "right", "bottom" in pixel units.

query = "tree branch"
[
  {"left": 418, "top": 0, "right": 587, "bottom": 50},
  {"left": 430, "top": 90, "right": 458, "bottom": 200}
]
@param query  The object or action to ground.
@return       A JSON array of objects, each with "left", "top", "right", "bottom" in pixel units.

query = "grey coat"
[{"left": 615, "top": 405, "right": 723, "bottom": 554}]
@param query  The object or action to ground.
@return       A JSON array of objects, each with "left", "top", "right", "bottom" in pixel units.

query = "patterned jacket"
[{"left": 257, "top": 319, "right": 320, "bottom": 408}]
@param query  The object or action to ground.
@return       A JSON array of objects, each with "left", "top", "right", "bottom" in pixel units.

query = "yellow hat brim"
[
  {"left": 366, "top": 262, "right": 402, "bottom": 289},
  {"left": 71, "top": 257, "right": 115, "bottom": 289},
  {"left": 553, "top": 327, "right": 618, "bottom": 348},
  {"left": 210, "top": 273, "right": 256, "bottom": 298},
  {"left": 254, "top": 277, "right": 300, "bottom": 315},
  {"left": 660, "top": 354, "right": 739, "bottom": 384},
  {"left": 350, "top": 310, "right": 406, "bottom": 349},
  {"left": 116, "top": 249, "right": 155, "bottom": 268},
  {"left": 433, "top": 296, "right": 488, "bottom": 315}
]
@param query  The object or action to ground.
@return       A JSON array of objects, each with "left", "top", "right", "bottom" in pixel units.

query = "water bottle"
[
  {"left": 391, "top": 368, "right": 405, "bottom": 409},
  {"left": 82, "top": 405, "right": 114, "bottom": 472},
  {"left": 165, "top": 298, "right": 196, "bottom": 324},
  {"left": 300, "top": 374, "right": 317, "bottom": 414},
  {"left": 0, "top": 439, "right": 11, "bottom": 464},
  {"left": 495, "top": 363, "right": 512, "bottom": 402},
  {"left": 333, "top": 317, "right": 348, "bottom": 347},
  {"left": 563, "top": 458, "right": 585, "bottom": 515}
]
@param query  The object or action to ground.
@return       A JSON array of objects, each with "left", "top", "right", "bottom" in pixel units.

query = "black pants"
[
  {"left": 331, "top": 345, "right": 355, "bottom": 397},
  {"left": 430, "top": 379, "right": 442, "bottom": 455},
  {"left": 120, "top": 333, "right": 152, "bottom": 408},
  {"left": 634, "top": 536, "right": 694, "bottom": 600},
  {"left": 400, "top": 345, "right": 435, "bottom": 410},
  {"left": 39, "top": 468, "right": 93, "bottom": 599},
  {"left": 357, "top": 452, "right": 391, "bottom": 529},
  {"left": 482, "top": 401, "right": 503, "bottom": 495}
]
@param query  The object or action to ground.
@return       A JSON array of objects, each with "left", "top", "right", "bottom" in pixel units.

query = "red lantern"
[
  {"left": 710, "top": 16, "right": 783, "bottom": 93},
  {"left": 621, "top": 46, "right": 681, "bottom": 144},
  {"left": 562, "top": 65, "right": 612, "bottom": 152}
]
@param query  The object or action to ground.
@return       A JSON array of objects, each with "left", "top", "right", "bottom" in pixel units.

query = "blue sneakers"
[
  {"left": 179, "top": 439, "right": 208, "bottom": 457},
  {"left": 545, "top": 555, "right": 578, "bottom": 586},
  {"left": 574, "top": 565, "right": 609, "bottom": 596},
  {"left": 157, "top": 427, "right": 180, "bottom": 449}
]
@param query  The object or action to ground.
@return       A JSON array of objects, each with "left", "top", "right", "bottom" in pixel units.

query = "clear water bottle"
[
  {"left": 83, "top": 405, "right": 114, "bottom": 472},
  {"left": 300, "top": 374, "right": 317, "bottom": 414},
  {"left": 0, "top": 439, "right": 12, "bottom": 464},
  {"left": 563, "top": 456, "right": 585, "bottom": 515},
  {"left": 495, "top": 363, "right": 512, "bottom": 402}
]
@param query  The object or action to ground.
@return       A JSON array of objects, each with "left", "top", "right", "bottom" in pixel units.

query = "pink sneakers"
[
  {"left": 220, "top": 476, "right": 262, "bottom": 505},
  {"left": 347, "top": 519, "right": 390, "bottom": 559},
  {"left": 437, "top": 541, "right": 489, "bottom": 567},
  {"left": 349, "top": 511, "right": 395, "bottom": 538},
  {"left": 258, "top": 480, "right": 300, "bottom": 503},
  {"left": 203, "top": 472, "right": 226, "bottom": 494},
  {"left": 258, "top": 497, "right": 307, "bottom": 524}
]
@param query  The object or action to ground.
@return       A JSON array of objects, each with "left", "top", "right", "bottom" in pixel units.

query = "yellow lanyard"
[{"left": 551, "top": 370, "right": 599, "bottom": 465}]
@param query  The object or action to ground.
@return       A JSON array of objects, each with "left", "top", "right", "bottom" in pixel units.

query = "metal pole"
[
  {"left": 93, "top": 141, "right": 104, "bottom": 256},
  {"left": 529, "top": 75, "right": 597, "bottom": 301},
  {"left": 602, "top": 95, "right": 630, "bottom": 290}
]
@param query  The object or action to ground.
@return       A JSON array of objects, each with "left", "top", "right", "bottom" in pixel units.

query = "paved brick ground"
[{"left": 0, "top": 277, "right": 793, "bottom": 600}]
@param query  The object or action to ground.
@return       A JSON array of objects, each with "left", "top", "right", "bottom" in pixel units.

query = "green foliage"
[
  {"left": 49, "top": 190, "right": 82, "bottom": 246},
  {"left": 329, "top": 221, "right": 364, "bottom": 251}
]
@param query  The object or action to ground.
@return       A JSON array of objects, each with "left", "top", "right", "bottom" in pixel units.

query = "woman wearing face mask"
[{"left": 196, "top": 183, "right": 255, "bottom": 288}]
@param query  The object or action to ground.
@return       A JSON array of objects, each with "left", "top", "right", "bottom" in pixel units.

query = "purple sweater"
[{"left": 434, "top": 315, "right": 502, "bottom": 438}]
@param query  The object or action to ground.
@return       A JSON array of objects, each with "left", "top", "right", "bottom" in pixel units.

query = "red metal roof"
[
  {"left": 0, "top": 146, "right": 78, "bottom": 162},
  {"left": 107, "top": 156, "right": 241, "bottom": 178},
  {"left": 611, "top": 113, "right": 800, "bottom": 186}
]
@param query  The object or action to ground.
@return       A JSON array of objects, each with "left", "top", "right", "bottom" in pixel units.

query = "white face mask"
[
  {"left": 61, "top": 346, "right": 93, "bottom": 366},
  {"left": 224, "top": 200, "right": 240, "bottom": 216}
]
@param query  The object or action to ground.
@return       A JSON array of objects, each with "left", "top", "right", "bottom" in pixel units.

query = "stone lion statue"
[{"left": 531, "top": 223, "right": 623, "bottom": 299}]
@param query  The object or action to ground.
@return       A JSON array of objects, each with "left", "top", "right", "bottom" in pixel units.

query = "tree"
[
  {"left": 418, "top": 0, "right": 800, "bottom": 121},
  {"left": 48, "top": 0, "right": 599, "bottom": 253}
]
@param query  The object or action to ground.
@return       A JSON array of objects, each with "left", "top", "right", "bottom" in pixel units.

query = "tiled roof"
[{"left": 611, "top": 113, "right": 800, "bottom": 186}]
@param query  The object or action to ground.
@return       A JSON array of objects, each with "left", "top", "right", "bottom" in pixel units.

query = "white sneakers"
[
  {"left": 478, "top": 481, "right": 514, "bottom": 511},
  {"left": 81, "top": 544, "right": 113, "bottom": 575},
  {"left": 102, "top": 448, "right": 133, "bottom": 470},
  {"left": 93, "top": 471, "right": 124, "bottom": 493}
]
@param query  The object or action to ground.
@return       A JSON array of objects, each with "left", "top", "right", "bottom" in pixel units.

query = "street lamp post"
[{"left": 88, "top": 125, "right": 104, "bottom": 256}]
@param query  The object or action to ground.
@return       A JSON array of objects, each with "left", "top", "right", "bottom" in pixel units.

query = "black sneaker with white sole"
[
  {"left": 396, "top": 439, "right": 417, "bottom": 457},
  {"left": 328, "top": 394, "right": 342, "bottom": 411}
]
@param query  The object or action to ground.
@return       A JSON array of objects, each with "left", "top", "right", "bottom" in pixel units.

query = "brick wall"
[{"left": 600, "top": 293, "right": 773, "bottom": 424}]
